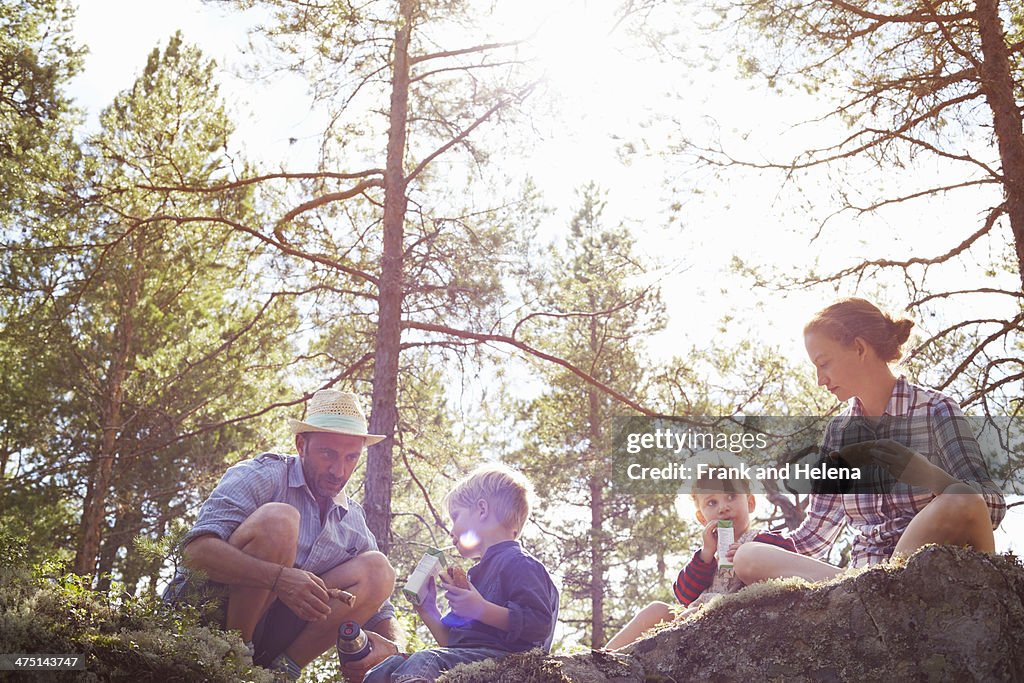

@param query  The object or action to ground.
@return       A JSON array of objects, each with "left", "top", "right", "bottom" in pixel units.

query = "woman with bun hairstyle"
[{"left": 733, "top": 298, "right": 1005, "bottom": 583}]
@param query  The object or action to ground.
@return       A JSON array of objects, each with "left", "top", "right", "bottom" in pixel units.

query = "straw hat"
[{"left": 288, "top": 389, "right": 385, "bottom": 445}]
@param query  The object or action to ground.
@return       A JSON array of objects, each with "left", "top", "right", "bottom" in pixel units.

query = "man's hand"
[
  {"left": 698, "top": 520, "right": 718, "bottom": 563},
  {"left": 273, "top": 566, "right": 333, "bottom": 621},
  {"left": 339, "top": 631, "right": 399, "bottom": 683},
  {"left": 444, "top": 579, "right": 488, "bottom": 620}
]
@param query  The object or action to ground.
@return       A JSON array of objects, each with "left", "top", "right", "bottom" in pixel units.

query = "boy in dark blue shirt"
[{"left": 364, "top": 464, "right": 559, "bottom": 682}]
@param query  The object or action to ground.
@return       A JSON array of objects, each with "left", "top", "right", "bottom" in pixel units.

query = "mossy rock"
[{"left": 445, "top": 546, "right": 1024, "bottom": 683}]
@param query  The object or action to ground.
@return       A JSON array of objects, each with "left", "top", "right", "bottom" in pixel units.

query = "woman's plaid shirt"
[{"left": 789, "top": 378, "right": 1005, "bottom": 567}]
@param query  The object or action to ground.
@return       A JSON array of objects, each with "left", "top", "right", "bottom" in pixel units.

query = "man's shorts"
[{"left": 163, "top": 572, "right": 307, "bottom": 667}]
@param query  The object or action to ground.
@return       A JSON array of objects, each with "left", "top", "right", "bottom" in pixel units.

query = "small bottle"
[{"left": 337, "top": 621, "right": 372, "bottom": 664}]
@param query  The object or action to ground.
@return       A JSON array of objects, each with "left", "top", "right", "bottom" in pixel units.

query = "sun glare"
[
  {"left": 459, "top": 529, "right": 481, "bottom": 550},
  {"left": 492, "top": 1, "right": 657, "bottom": 123},
  {"left": 532, "top": 6, "right": 618, "bottom": 99}
]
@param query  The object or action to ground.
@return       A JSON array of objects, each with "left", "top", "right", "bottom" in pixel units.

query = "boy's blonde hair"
[
  {"left": 685, "top": 452, "right": 752, "bottom": 504},
  {"left": 445, "top": 463, "right": 533, "bottom": 538},
  {"left": 690, "top": 467, "right": 752, "bottom": 505}
]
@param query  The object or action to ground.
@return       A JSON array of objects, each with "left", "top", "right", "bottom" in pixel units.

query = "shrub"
[{"left": 0, "top": 529, "right": 273, "bottom": 682}]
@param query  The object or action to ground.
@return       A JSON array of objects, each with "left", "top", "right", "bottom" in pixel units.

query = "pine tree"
[
  {"left": 510, "top": 183, "right": 687, "bottom": 647},
  {"left": 1, "top": 34, "right": 299, "bottom": 582}
]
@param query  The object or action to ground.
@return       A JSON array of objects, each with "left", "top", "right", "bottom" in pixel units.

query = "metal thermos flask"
[{"left": 337, "top": 620, "right": 373, "bottom": 664}]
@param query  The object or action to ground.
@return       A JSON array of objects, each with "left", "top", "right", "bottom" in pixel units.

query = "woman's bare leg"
[{"left": 733, "top": 542, "right": 841, "bottom": 584}]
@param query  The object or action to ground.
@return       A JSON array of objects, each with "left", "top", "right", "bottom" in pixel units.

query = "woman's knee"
[
  {"left": 897, "top": 489, "right": 995, "bottom": 554},
  {"left": 733, "top": 542, "right": 769, "bottom": 584},
  {"left": 929, "top": 490, "right": 991, "bottom": 534}
]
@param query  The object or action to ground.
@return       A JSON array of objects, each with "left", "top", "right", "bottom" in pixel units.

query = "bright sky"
[{"left": 68, "top": 0, "right": 1021, "bottom": 562}]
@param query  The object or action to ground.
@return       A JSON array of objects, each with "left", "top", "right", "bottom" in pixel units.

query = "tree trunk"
[
  {"left": 95, "top": 522, "right": 120, "bottom": 592},
  {"left": 764, "top": 479, "right": 806, "bottom": 532},
  {"left": 145, "top": 515, "right": 170, "bottom": 599},
  {"left": 587, "top": 311, "right": 606, "bottom": 647},
  {"left": 119, "top": 523, "right": 145, "bottom": 596},
  {"left": 74, "top": 242, "right": 141, "bottom": 577},
  {"left": 975, "top": 0, "right": 1024, "bottom": 288},
  {"left": 365, "top": 0, "right": 414, "bottom": 554},
  {"left": 75, "top": 384, "right": 124, "bottom": 576},
  {"left": 95, "top": 506, "right": 142, "bottom": 593},
  {"left": 588, "top": 475, "right": 605, "bottom": 648}
]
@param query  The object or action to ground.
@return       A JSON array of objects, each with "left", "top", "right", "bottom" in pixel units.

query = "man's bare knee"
[
  {"left": 253, "top": 501, "right": 301, "bottom": 527},
  {"left": 323, "top": 551, "right": 395, "bottom": 597},
  {"left": 230, "top": 503, "right": 300, "bottom": 552},
  {"left": 360, "top": 551, "right": 396, "bottom": 593}
]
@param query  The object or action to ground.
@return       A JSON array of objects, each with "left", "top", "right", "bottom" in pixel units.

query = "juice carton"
[{"left": 402, "top": 547, "right": 448, "bottom": 605}]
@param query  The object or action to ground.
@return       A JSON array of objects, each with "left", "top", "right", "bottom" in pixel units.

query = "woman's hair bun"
[
  {"left": 806, "top": 297, "right": 915, "bottom": 362},
  {"left": 890, "top": 317, "right": 915, "bottom": 349}
]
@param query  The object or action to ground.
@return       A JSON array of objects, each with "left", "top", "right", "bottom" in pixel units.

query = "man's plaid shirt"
[{"left": 789, "top": 377, "right": 1005, "bottom": 567}]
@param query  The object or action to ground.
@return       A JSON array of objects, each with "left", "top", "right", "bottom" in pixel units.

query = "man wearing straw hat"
[{"left": 164, "top": 389, "right": 402, "bottom": 681}]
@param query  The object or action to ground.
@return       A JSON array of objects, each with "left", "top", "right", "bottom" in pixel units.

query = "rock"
[{"left": 441, "top": 546, "right": 1024, "bottom": 682}]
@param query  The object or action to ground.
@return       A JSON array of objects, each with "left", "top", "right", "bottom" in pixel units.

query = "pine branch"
[
  {"left": 410, "top": 41, "right": 525, "bottom": 65},
  {"left": 403, "top": 320, "right": 656, "bottom": 416}
]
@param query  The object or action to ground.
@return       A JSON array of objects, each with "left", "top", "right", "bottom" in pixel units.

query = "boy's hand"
[
  {"left": 699, "top": 520, "right": 718, "bottom": 563},
  {"left": 413, "top": 575, "right": 440, "bottom": 619},
  {"left": 444, "top": 579, "right": 487, "bottom": 620},
  {"left": 724, "top": 542, "right": 741, "bottom": 563}
]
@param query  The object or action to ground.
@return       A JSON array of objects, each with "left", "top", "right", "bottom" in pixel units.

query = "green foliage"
[
  {"left": 0, "top": 530, "right": 273, "bottom": 682},
  {"left": 0, "top": 0, "right": 83, "bottom": 218},
  {"left": 1, "top": 30, "right": 299, "bottom": 584}
]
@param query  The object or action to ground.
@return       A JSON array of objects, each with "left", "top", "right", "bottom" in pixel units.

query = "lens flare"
[{"left": 458, "top": 530, "right": 481, "bottom": 550}]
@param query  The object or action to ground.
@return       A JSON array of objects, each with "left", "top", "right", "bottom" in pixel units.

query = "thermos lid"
[{"left": 339, "top": 622, "right": 360, "bottom": 642}]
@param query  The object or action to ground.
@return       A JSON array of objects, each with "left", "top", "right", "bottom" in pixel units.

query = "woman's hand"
[{"left": 837, "top": 439, "right": 956, "bottom": 493}]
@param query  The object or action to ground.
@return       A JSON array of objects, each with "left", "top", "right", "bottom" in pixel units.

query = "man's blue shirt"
[{"left": 165, "top": 452, "right": 394, "bottom": 629}]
